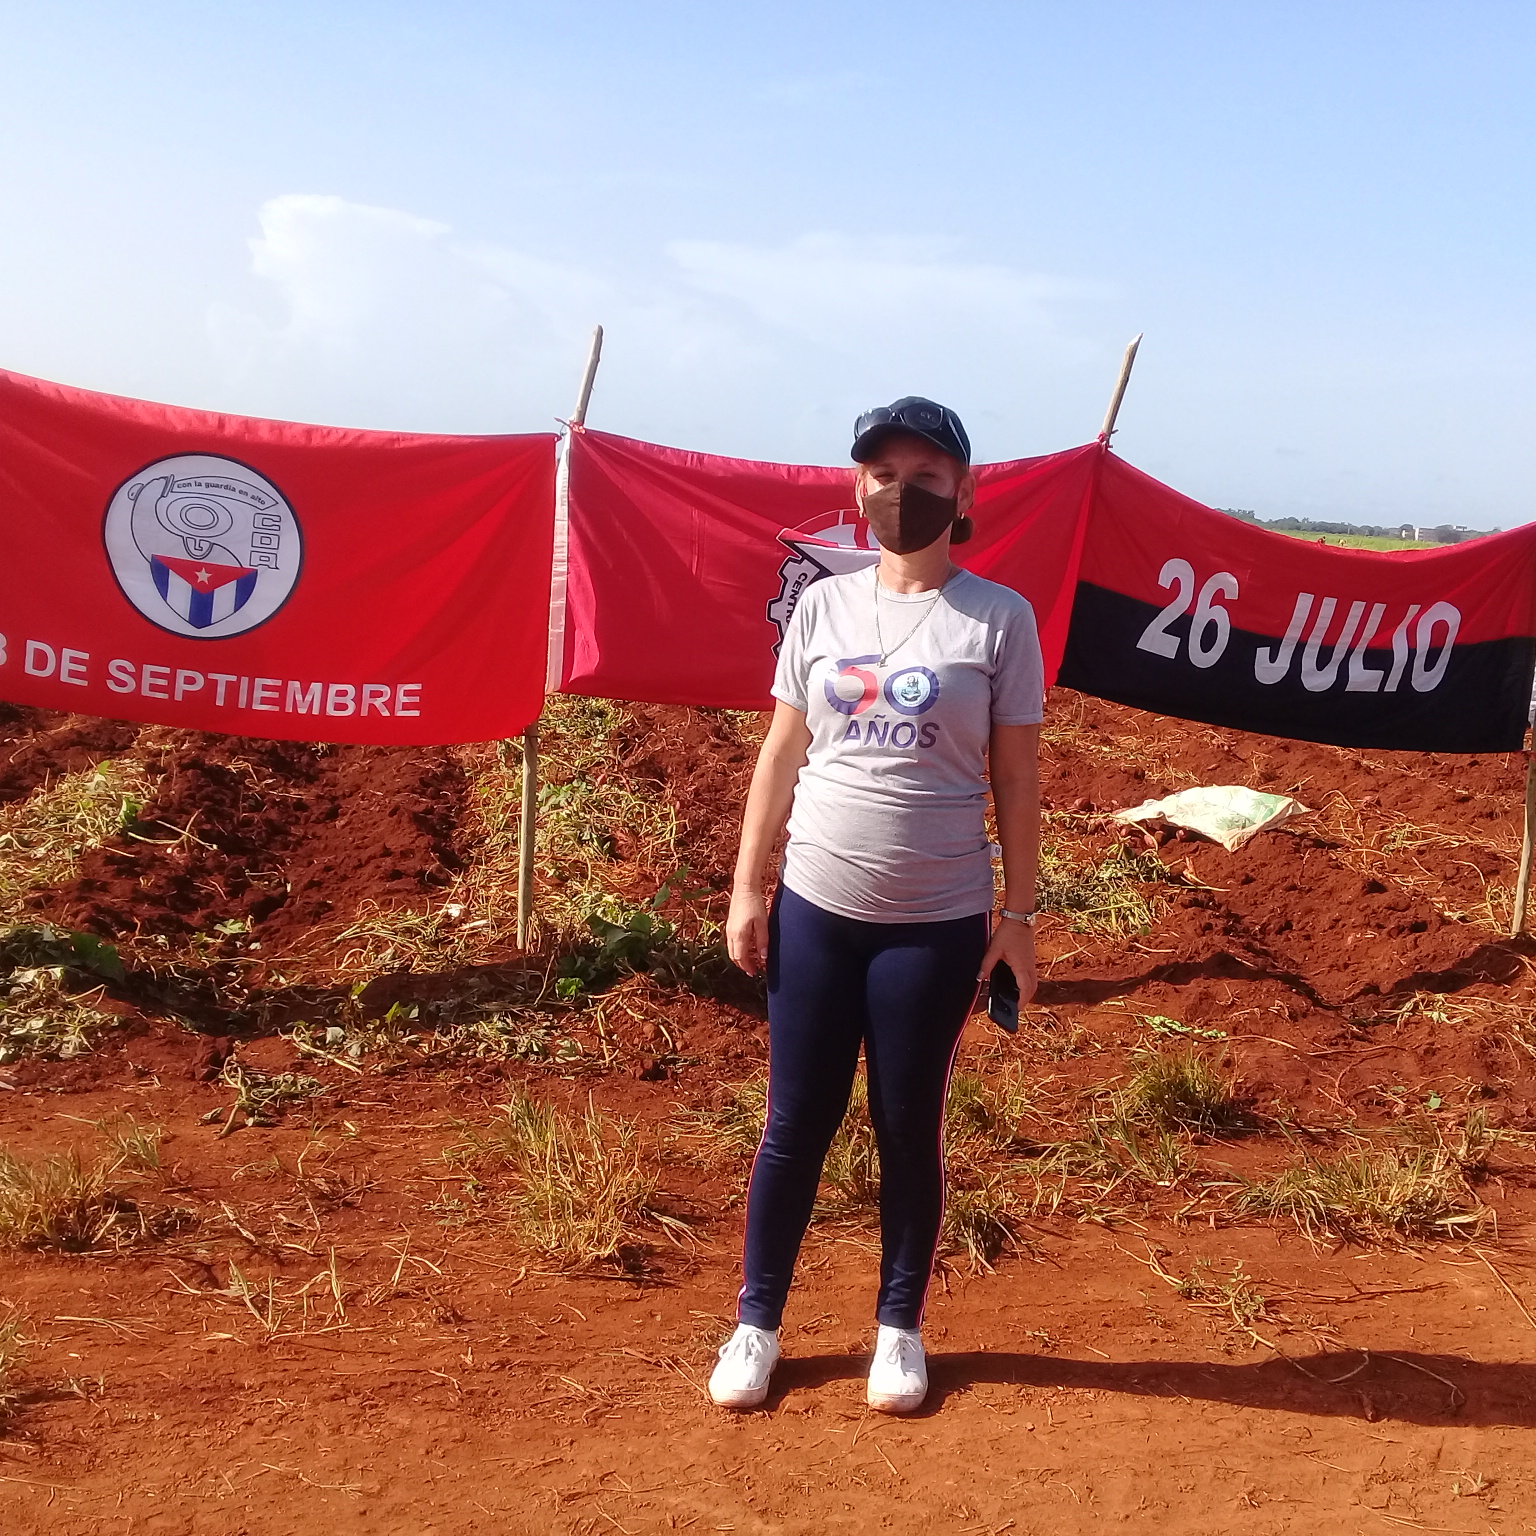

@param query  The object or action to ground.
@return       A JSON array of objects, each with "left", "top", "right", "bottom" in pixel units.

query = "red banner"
[
  {"left": 1058, "top": 454, "right": 1536, "bottom": 752},
  {"left": 0, "top": 370, "right": 556, "bottom": 744},
  {"left": 556, "top": 429, "right": 1099, "bottom": 710},
  {"left": 8, "top": 372, "right": 1532, "bottom": 755}
]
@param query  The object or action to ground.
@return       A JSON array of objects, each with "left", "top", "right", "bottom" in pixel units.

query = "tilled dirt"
[
  {"left": 3, "top": 692, "right": 1536, "bottom": 1534},
  {"left": 43, "top": 733, "right": 466, "bottom": 948}
]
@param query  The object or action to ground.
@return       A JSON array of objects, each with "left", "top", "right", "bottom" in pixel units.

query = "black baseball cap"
[{"left": 851, "top": 396, "right": 971, "bottom": 466}]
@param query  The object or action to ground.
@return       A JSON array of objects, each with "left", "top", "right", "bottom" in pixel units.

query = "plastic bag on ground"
[{"left": 1111, "top": 785, "right": 1310, "bottom": 852}]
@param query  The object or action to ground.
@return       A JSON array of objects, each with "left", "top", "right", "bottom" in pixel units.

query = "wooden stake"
[
  {"left": 516, "top": 723, "right": 540, "bottom": 951},
  {"left": 1100, "top": 333, "right": 1144, "bottom": 444},
  {"left": 572, "top": 325, "right": 603, "bottom": 429},
  {"left": 515, "top": 325, "right": 605, "bottom": 951},
  {"left": 1512, "top": 742, "right": 1536, "bottom": 937}
]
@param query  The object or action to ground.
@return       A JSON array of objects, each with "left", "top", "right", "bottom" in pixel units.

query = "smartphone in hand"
[{"left": 987, "top": 961, "right": 1020, "bottom": 1034}]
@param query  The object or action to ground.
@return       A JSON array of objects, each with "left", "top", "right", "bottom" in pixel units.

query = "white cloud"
[{"left": 207, "top": 195, "right": 1115, "bottom": 458}]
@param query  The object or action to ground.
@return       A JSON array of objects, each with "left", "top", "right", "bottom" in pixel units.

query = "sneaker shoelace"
[
  {"left": 880, "top": 1333, "right": 921, "bottom": 1373},
  {"left": 721, "top": 1330, "right": 770, "bottom": 1365}
]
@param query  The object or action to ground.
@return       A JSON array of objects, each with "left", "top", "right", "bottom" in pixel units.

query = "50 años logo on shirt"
[
  {"left": 825, "top": 657, "right": 940, "bottom": 716},
  {"left": 103, "top": 454, "right": 303, "bottom": 638}
]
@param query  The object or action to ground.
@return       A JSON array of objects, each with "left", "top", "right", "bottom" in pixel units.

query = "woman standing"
[{"left": 710, "top": 397, "right": 1043, "bottom": 1413}]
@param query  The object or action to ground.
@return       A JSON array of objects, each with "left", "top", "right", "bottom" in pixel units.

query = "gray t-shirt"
[{"left": 771, "top": 565, "right": 1044, "bottom": 923}]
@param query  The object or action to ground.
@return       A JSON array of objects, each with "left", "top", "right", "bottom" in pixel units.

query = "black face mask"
[{"left": 861, "top": 479, "right": 959, "bottom": 554}]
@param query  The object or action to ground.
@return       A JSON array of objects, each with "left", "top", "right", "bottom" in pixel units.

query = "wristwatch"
[{"left": 999, "top": 907, "right": 1039, "bottom": 926}]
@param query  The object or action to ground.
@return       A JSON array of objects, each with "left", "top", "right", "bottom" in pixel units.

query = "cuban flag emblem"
[{"left": 150, "top": 555, "right": 259, "bottom": 629}]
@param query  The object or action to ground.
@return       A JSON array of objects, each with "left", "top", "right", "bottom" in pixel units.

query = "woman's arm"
[
  {"left": 726, "top": 699, "right": 813, "bottom": 975},
  {"left": 978, "top": 722, "right": 1041, "bottom": 1002}
]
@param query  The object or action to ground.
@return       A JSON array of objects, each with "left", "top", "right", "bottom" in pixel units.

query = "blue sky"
[{"left": 2, "top": 1, "right": 1532, "bottom": 526}]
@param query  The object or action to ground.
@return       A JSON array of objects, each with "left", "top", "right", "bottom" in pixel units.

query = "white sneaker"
[
  {"left": 867, "top": 1325, "right": 927, "bottom": 1414},
  {"left": 709, "top": 1324, "right": 780, "bottom": 1409}
]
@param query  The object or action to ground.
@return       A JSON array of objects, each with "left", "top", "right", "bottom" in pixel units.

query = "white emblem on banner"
[
  {"left": 768, "top": 510, "right": 881, "bottom": 654},
  {"left": 103, "top": 455, "right": 303, "bottom": 638}
]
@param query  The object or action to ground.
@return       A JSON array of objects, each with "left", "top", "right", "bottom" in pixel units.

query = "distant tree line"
[{"left": 1217, "top": 510, "right": 1493, "bottom": 544}]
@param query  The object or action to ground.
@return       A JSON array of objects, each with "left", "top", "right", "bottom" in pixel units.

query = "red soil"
[
  {"left": 44, "top": 734, "right": 466, "bottom": 947},
  {"left": 4, "top": 692, "right": 1536, "bottom": 1534}
]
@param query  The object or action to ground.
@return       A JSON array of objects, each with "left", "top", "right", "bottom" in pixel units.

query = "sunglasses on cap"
[
  {"left": 851, "top": 396, "right": 971, "bottom": 465},
  {"left": 855, "top": 401, "right": 950, "bottom": 436}
]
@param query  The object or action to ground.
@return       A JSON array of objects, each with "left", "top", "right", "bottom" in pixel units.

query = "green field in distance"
[{"left": 1269, "top": 530, "right": 1439, "bottom": 550}]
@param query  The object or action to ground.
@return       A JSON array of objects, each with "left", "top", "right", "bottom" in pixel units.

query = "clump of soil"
[
  {"left": 612, "top": 704, "right": 759, "bottom": 886},
  {"left": 0, "top": 705, "right": 141, "bottom": 804},
  {"left": 41, "top": 733, "right": 465, "bottom": 946}
]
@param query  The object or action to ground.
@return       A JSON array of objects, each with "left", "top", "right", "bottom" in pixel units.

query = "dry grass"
[
  {"left": 0, "top": 1148, "right": 142, "bottom": 1250},
  {"left": 1231, "top": 1134, "right": 1492, "bottom": 1243},
  {"left": 671, "top": 1074, "right": 768, "bottom": 1170},
  {"left": 1134, "top": 1247, "right": 1279, "bottom": 1346},
  {"left": 466, "top": 1091, "right": 686, "bottom": 1268},
  {"left": 0, "top": 964, "right": 119, "bottom": 1062},
  {"left": 1310, "top": 789, "right": 1518, "bottom": 929},
  {"left": 1040, "top": 696, "right": 1203, "bottom": 788},
  {"left": 0, "top": 1306, "right": 26, "bottom": 1417},
  {"left": 1037, "top": 841, "right": 1178, "bottom": 937},
  {"left": 96, "top": 1113, "right": 164, "bottom": 1172},
  {"left": 0, "top": 759, "right": 154, "bottom": 919},
  {"left": 1377, "top": 992, "right": 1536, "bottom": 1071},
  {"left": 819, "top": 1073, "right": 880, "bottom": 1213}
]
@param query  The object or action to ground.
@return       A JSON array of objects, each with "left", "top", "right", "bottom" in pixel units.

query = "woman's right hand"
[{"left": 726, "top": 886, "right": 770, "bottom": 975}]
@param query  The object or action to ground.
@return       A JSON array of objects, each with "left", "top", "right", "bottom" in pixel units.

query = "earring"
[{"left": 950, "top": 514, "right": 974, "bottom": 545}]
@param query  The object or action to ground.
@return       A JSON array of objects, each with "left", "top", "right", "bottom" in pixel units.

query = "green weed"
[
  {"left": 819, "top": 1073, "right": 880, "bottom": 1213},
  {"left": 96, "top": 1114, "right": 164, "bottom": 1172},
  {"left": 1037, "top": 841, "right": 1178, "bottom": 936},
  {"left": 0, "top": 967, "right": 116, "bottom": 1063},
  {"left": 1231, "top": 1143, "right": 1490, "bottom": 1243},
  {"left": 1141, "top": 1013, "right": 1227, "bottom": 1043},
  {"left": 201, "top": 1057, "right": 326, "bottom": 1137},
  {"left": 942, "top": 1173, "right": 1024, "bottom": 1270},
  {"left": 556, "top": 892, "right": 728, "bottom": 998},
  {"left": 1119, "top": 1047, "right": 1245, "bottom": 1133},
  {"left": 946, "top": 1066, "right": 1037, "bottom": 1153},
  {"left": 0, "top": 761, "right": 153, "bottom": 917}
]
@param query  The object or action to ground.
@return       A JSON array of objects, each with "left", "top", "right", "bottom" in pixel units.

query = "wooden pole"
[
  {"left": 515, "top": 324, "right": 605, "bottom": 952},
  {"left": 1099, "top": 332, "right": 1143, "bottom": 444},
  {"left": 572, "top": 325, "right": 603, "bottom": 428},
  {"left": 1512, "top": 741, "right": 1536, "bottom": 937},
  {"left": 516, "top": 723, "right": 540, "bottom": 950}
]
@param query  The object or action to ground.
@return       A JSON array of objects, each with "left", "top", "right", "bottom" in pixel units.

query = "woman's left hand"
[{"left": 978, "top": 917, "right": 1038, "bottom": 1005}]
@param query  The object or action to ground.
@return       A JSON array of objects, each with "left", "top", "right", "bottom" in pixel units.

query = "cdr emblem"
[
  {"left": 768, "top": 508, "right": 881, "bottom": 654},
  {"left": 103, "top": 454, "right": 303, "bottom": 638}
]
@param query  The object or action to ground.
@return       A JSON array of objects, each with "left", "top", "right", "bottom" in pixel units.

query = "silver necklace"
[{"left": 873, "top": 569, "right": 952, "bottom": 666}]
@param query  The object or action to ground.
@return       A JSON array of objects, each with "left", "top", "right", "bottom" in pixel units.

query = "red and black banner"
[
  {"left": 1059, "top": 454, "right": 1536, "bottom": 752},
  {"left": 0, "top": 370, "right": 556, "bottom": 745}
]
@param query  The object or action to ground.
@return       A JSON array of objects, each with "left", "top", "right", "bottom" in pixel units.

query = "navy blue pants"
[{"left": 737, "top": 884, "right": 988, "bottom": 1331}]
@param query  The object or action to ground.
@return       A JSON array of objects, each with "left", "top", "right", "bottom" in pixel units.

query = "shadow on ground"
[{"left": 765, "top": 1348, "right": 1536, "bottom": 1426}]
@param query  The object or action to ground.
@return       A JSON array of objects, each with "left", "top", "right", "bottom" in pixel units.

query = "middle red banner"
[{"left": 557, "top": 429, "right": 1100, "bottom": 710}]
